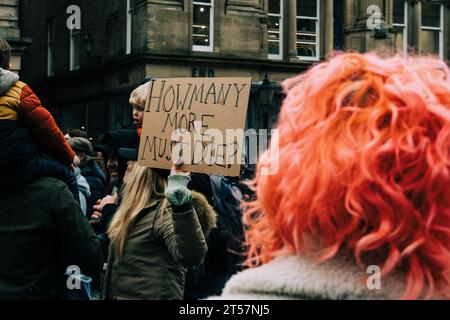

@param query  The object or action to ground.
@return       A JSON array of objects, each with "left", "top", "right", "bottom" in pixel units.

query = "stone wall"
[{"left": 0, "top": 0, "right": 31, "bottom": 72}]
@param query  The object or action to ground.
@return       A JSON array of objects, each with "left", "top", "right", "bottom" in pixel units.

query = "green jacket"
[
  {"left": 0, "top": 177, "right": 104, "bottom": 299},
  {"left": 103, "top": 192, "right": 217, "bottom": 300}
]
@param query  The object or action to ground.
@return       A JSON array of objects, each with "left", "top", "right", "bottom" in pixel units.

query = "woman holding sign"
[{"left": 102, "top": 161, "right": 216, "bottom": 300}]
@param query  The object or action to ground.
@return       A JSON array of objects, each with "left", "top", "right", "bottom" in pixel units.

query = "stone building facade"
[
  {"left": 18, "top": 0, "right": 450, "bottom": 138},
  {"left": 0, "top": 0, "right": 31, "bottom": 72}
]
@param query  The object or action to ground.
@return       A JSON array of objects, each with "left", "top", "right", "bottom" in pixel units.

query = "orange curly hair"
[{"left": 245, "top": 53, "right": 450, "bottom": 299}]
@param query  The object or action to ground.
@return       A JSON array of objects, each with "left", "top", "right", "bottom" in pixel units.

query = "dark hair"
[
  {"left": 0, "top": 39, "right": 11, "bottom": 70},
  {"left": 67, "top": 128, "right": 88, "bottom": 139}
]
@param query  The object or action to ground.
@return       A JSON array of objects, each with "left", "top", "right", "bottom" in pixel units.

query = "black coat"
[
  {"left": 184, "top": 175, "right": 246, "bottom": 299},
  {"left": 0, "top": 177, "right": 103, "bottom": 299},
  {"left": 0, "top": 121, "right": 38, "bottom": 193}
]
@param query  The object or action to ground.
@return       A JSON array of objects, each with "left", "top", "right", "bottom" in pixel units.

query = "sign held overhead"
[{"left": 138, "top": 77, "right": 251, "bottom": 176}]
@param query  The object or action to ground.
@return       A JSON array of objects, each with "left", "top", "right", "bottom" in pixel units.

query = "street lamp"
[{"left": 258, "top": 74, "right": 275, "bottom": 107}]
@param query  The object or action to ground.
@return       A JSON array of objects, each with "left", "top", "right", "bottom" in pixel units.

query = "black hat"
[
  {"left": 95, "top": 130, "right": 140, "bottom": 157},
  {"left": 118, "top": 148, "right": 139, "bottom": 161}
]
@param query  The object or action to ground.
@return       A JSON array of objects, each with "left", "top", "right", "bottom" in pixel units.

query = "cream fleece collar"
[{"left": 217, "top": 255, "right": 410, "bottom": 300}]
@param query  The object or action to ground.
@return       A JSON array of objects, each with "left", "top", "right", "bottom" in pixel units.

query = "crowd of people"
[
  {"left": 0, "top": 39, "right": 250, "bottom": 300},
  {"left": 1, "top": 37, "right": 450, "bottom": 300}
]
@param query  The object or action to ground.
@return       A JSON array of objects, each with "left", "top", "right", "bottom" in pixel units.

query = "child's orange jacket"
[{"left": 0, "top": 71, "right": 75, "bottom": 165}]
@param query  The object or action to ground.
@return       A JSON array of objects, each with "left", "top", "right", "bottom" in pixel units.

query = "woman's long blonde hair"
[{"left": 108, "top": 161, "right": 167, "bottom": 258}]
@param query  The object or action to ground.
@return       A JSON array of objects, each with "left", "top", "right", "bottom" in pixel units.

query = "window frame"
[
  {"left": 296, "top": 0, "right": 320, "bottom": 61},
  {"left": 268, "top": 0, "right": 284, "bottom": 60},
  {"left": 192, "top": 0, "right": 214, "bottom": 52},
  {"left": 126, "top": 0, "right": 132, "bottom": 55},
  {"left": 420, "top": 1, "right": 444, "bottom": 59},
  {"left": 47, "top": 18, "right": 55, "bottom": 76},
  {"left": 392, "top": 0, "right": 408, "bottom": 56},
  {"left": 70, "top": 28, "right": 81, "bottom": 71}
]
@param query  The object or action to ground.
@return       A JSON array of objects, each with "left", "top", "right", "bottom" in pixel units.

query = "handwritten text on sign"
[{"left": 138, "top": 78, "right": 251, "bottom": 176}]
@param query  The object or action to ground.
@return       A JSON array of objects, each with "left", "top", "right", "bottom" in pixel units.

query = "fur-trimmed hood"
[{"left": 192, "top": 191, "right": 217, "bottom": 238}]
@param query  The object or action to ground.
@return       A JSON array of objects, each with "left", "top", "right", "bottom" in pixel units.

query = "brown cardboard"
[{"left": 138, "top": 77, "right": 251, "bottom": 176}]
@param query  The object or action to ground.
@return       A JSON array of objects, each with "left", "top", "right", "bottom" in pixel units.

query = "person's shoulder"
[
  {"left": 0, "top": 81, "right": 27, "bottom": 103},
  {"left": 15, "top": 81, "right": 28, "bottom": 88},
  {"left": 0, "top": 81, "right": 40, "bottom": 111},
  {"left": 20, "top": 83, "right": 41, "bottom": 101},
  {"left": 12, "top": 178, "right": 70, "bottom": 209},
  {"left": 7, "top": 81, "right": 28, "bottom": 94},
  {"left": 25, "top": 177, "right": 68, "bottom": 192}
]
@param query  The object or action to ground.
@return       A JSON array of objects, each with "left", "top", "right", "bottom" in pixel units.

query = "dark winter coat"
[
  {"left": 184, "top": 175, "right": 247, "bottom": 299},
  {"left": 0, "top": 177, "right": 103, "bottom": 299}
]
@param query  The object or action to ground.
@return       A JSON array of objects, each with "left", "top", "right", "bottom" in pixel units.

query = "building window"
[
  {"left": 268, "top": 0, "right": 283, "bottom": 60},
  {"left": 193, "top": 0, "right": 214, "bottom": 52},
  {"left": 70, "top": 29, "right": 81, "bottom": 71},
  {"left": 296, "top": 0, "right": 320, "bottom": 61},
  {"left": 333, "top": 0, "right": 345, "bottom": 50},
  {"left": 421, "top": 1, "right": 444, "bottom": 58},
  {"left": 393, "top": 0, "right": 408, "bottom": 55},
  {"left": 126, "top": 0, "right": 132, "bottom": 54},
  {"left": 47, "top": 18, "right": 55, "bottom": 76}
]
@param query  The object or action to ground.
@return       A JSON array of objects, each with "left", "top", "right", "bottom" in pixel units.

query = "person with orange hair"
[{"left": 211, "top": 53, "right": 450, "bottom": 300}]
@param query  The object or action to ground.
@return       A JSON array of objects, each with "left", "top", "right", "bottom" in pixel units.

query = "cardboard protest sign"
[{"left": 138, "top": 77, "right": 251, "bottom": 176}]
